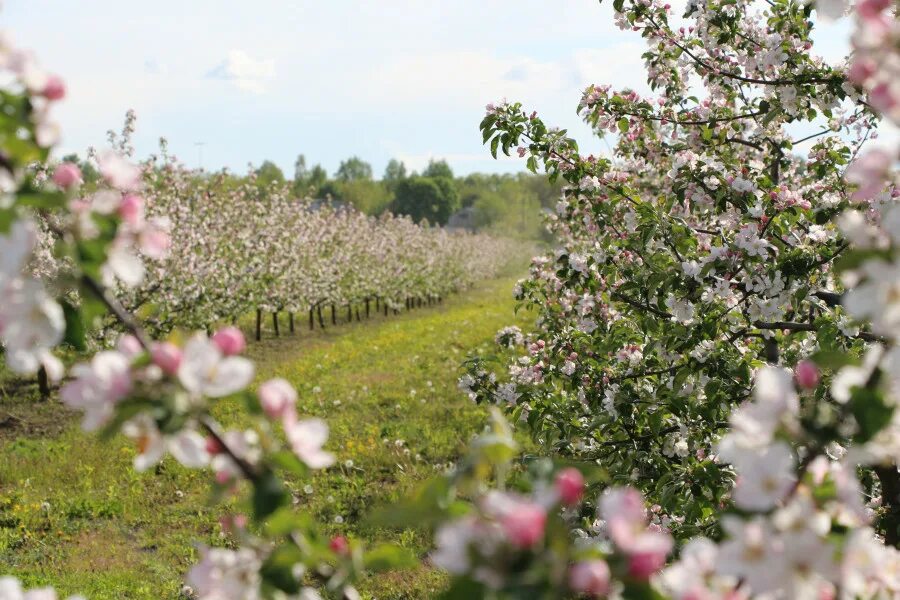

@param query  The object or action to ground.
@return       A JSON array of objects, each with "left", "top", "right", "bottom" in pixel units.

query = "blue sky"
[{"left": 5, "top": 1, "right": 858, "bottom": 178}]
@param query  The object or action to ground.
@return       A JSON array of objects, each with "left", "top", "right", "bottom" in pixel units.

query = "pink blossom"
[
  {"left": 329, "top": 536, "right": 350, "bottom": 556},
  {"left": 152, "top": 342, "right": 182, "bottom": 375},
  {"left": 794, "top": 360, "right": 820, "bottom": 389},
  {"left": 569, "top": 560, "right": 610, "bottom": 597},
  {"left": 41, "top": 74, "right": 65, "bottom": 100},
  {"left": 211, "top": 326, "right": 246, "bottom": 356},
  {"left": 628, "top": 549, "right": 668, "bottom": 579},
  {"left": 116, "top": 334, "right": 143, "bottom": 359},
  {"left": 52, "top": 162, "right": 82, "bottom": 189},
  {"left": 846, "top": 148, "right": 892, "bottom": 200},
  {"left": 60, "top": 351, "right": 133, "bottom": 431},
  {"left": 119, "top": 194, "right": 143, "bottom": 226},
  {"left": 555, "top": 467, "right": 585, "bottom": 506},
  {"left": 258, "top": 378, "right": 297, "bottom": 419},
  {"left": 857, "top": 0, "right": 890, "bottom": 19},
  {"left": 98, "top": 151, "right": 142, "bottom": 191},
  {"left": 500, "top": 501, "right": 547, "bottom": 548},
  {"left": 284, "top": 415, "right": 335, "bottom": 469}
]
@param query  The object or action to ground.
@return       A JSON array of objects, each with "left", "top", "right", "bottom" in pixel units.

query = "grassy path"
[{"left": 0, "top": 276, "right": 529, "bottom": 599}]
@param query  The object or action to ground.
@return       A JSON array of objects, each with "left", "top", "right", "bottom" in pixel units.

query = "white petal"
[{"left": 168, "top": 430, "right": 210, "bottom": 468}]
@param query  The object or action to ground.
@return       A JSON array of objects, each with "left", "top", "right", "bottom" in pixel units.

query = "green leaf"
[
  {"left": 252, "top": 470, "right": 290, "bottom": 522},
  {"left": 17, "top": 191, "right": 66, "bottom": 210},
  {"left": 269, "top": 450, "right": 309, "bottom": 478},
  {"left": 438, "top": 578, "right": 486, "bottom": 600},
  {"left": 265, "top": 507, "right": 314, "bottom": 536},
  {"left": 849, "top": 387, "right": 894, "bottom": 443},
  {"left": 259, "top": 542, "right": 304, "bottom": 594},
  {"left": 363, "top": 544, "right": 417, "bottom": 572},
  {"left": 61, "top": 300, "right": 87, "bottom": 351},
  {"left": 617, "top": 117, "right": 630, "bottom": 133}
]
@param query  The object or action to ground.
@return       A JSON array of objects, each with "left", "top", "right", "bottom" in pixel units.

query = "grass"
[{"left": 0, "top": 275, "right": 530, "bottom": 599}]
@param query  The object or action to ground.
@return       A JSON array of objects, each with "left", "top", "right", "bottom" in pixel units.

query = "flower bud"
[
  {"left": 627, "top": 551, "right": 667, "bottom": 580},
  {"left": 52, "top": 162, "right": 82, "bottom": 189},
  {"left": 212, "top": 326, "right": 246, "bottom": 356},
  {"left": 329, "top": 536, "right": 350, "bottom": 556},
  {"left": 119, "top": 194, "right": 143, "bottom": 225},
  {"left": 569, "top": 560, "right": 610, "bottom": 597},
  {"left": 42, "top": 75, "right": 66, "bottom": 100},
  {"left": 555, "top": 467, "right": 585, "bottom": 506},
  {"left": 152, "top": 342, "right": 182, "bottom": 375},
  {"left": 500, "top": 503, "right": 547, "bottom": 548},
  {"left": 794, "top": 360, "right": 820, "bottom": 390}
]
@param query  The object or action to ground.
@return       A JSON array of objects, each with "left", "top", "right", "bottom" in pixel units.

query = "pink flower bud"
[
  {"left": 569, "top": 560, "right": 610, "bottom": 597},
  {"left": 205, "top": 436, "right": 224, "bottom": 455},
  {"left": 117, "top": 334, "right": 143, "bottom": 359},
  {"left": 258, "top": 378, "right": 297, "bottom": 419},
  {"left": 555, "top": 468, "right": 585, "bottom": 506},
  {"left": 212, "top": 326, "right": 246, "bottom": 356},
  {"left": 501, "top": 503, "right": 547, "bottom": 548},
  {"left": 119, "top": 194, "right": 143, "bottom": 225},
  {"left": 42, "top": 75, "right": 66, "bottom": 101},
  {"left": 52, "top": 162, "right": 82, "bottom": 189},
  {"left": 795, "top": 360, "right": 820, "bottom": 390},
  {"left": 627, "top": 550, "right": 667, "bottom": 580},
  {"left": 151, "top": 342, "right": 182, "bottom": 375},
  {"left": 329, "top": 536, "right": 350, "bottom": 556}
]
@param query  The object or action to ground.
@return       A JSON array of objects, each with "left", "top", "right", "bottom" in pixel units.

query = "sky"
[{"left": 4, "top": 1, "right": 860, "bottom": 178}]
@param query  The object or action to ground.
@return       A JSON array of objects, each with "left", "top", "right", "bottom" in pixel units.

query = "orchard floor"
[{"left": 0, "top": 275, "right": 531, "bottom": 600}]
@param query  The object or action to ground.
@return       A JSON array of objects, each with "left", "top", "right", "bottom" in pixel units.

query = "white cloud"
[{"left": 207, "top": 50, "right": 275, "bottom": 94}]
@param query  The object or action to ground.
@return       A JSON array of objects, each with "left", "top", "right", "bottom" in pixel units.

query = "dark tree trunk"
[
  {"left": 317, "top": 305, "right": 325, "bottom": 328},
  {"left": 272, "top": 312, "right": 280, "bottom": 337},
  {"left": 309, "top": 308, "right": 314, "bottom": 330},
  {"left": 37, "top": 366, "right": 50, "bottom": 401},
  {"left": 331, "top": 304, "right": 337, "bottom": 325},
  {"left": 877, "top": 466, "right": 900, "bottom": 547},
  {"left": 365, "top": 298, "right": 370, "bottom": 318},
  {"left": 289, "top": 312, "right": 295, "bottom": 334},
  {"left": 255, "top": 309, "right": 262, "bottom": 341}
]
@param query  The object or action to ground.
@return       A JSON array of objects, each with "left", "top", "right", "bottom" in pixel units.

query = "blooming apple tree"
[{"left": 456, "top": 0, "right": 900, "bottom": 596}]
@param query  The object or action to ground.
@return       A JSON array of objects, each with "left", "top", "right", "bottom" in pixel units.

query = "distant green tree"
[
  {"left": 307, "top": 165, "right": 328, "bottom": 194},
  {"left": 335, "top": 156, "right": 373, "bottom": 182},
  {"left": 255, "top": 160, "right": 285, "bottom": 187},
  {"left": 393, "top": 176, "right": 459, "bottom": 225},
  {"left": 383, "top": 159, "right": 407, "bottom": 190},
  {"left": 334, "top": 180, "right": 393, "bottom": 215},
  {"left": 422, "top": 159, "right": 453, "bottom": 180},
  {"left": 293, "top": 154, "right": 308, "bottom": 182}
]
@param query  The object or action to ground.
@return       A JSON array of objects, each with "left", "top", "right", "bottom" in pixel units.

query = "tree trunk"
[
  {"left": 317, "top": 305, "right": 325, "bottom": 328},
  {"left": 272, "top": 312, "right": 280, "bottom": 337},
  {"left": 309, "top": 308, "right": 314, "bottom": 330},
  {"left": 255, "top": 309, "right": 262, "bottom": 341},
  {"left": 37, "top": 366, "right": 50, "bottom": 401},
  {"left": 347, "top": 304, "right": 352, "bottom": 323},
  {"left": 289, "top": 312, "right": 295, "bottom": 334},
  {"left": 877, "top": 466, "right": 900, "bottom": 547},
  {"left": 331, "top": 304, "right": 336, "bottom": 325},
  {"left": 365, "top": 298, "right": 370, "bottom": 318}
]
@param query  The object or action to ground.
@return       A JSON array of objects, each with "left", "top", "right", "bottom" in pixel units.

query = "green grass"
[{"left": 0, "top": 276, "right": 530, "bottom": 599}]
